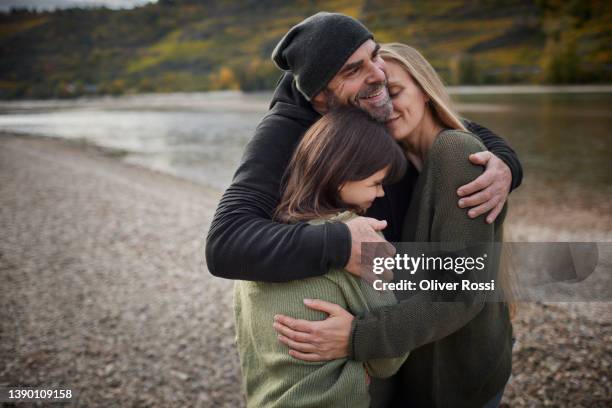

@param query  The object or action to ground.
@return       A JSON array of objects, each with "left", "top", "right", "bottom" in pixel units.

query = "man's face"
[{"left": 313, "top": 40, "right": 392, "bottom": 122}]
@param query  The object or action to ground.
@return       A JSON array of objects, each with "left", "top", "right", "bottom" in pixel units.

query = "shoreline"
[
  {"left": 0, "top": 132, "right": 610, "bottom": 406},
  {"left": 1, "top": 85, "right": 611, "bottom": 116},
  {"left": 4, "top": 130, "right": 611, "bottom": 242},
  {"left": 0, "top": 130, "right": 224, "bottom": 197},
  {"left": 1, "top": 84, "right": 611, "bottom": 105}
]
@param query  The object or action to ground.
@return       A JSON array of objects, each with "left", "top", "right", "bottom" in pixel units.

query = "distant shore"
[
  {"left": 1, "top": 84, "right": 612, "bottom": 109},
  {"left": 0, "top": 84, "right": 612, "bottom": 105},
  {"left": 0, "top": 132, "right": 610, "bottom": 406}
]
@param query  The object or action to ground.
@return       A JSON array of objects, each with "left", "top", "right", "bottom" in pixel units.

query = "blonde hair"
[{"left": 380, "top": 43, "right": 467, "bottom": 132}]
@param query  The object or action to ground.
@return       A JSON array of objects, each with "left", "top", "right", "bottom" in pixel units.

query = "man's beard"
[{"left": 323, "top": 84, "right": 392, "bottom": 123}]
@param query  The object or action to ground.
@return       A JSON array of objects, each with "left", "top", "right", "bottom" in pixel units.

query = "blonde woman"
[{"left": 274, "top": 43, "right": 514, "bottom": 408}]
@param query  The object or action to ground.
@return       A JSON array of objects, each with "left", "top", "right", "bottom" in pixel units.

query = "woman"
[
  {"left": 234, "top": 108, "right": 410, "bottom": 407},
  {"left": 274, "top": 43, "right": 514, "bottom": 408}
]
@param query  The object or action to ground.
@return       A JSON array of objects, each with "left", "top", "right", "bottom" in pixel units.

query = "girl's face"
[
  {"left": 384, "top": 61, "right": 429, "bottom": 141},
  {"left": 339, "top": 167, "right": 387, "bottom": 211}
]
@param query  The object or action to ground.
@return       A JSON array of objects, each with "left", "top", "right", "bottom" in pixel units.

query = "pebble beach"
[{"left": 0, "top": 132, "right": 610, "bottom": 407}]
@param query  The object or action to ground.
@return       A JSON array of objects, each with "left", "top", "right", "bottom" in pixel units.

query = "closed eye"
[{"left": 388, "top": 85, "right": 402, "bottom": 98}]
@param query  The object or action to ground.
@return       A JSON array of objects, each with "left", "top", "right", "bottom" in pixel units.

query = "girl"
[{"left": 233, "top": 108, "right": 408, "bottom": 407}]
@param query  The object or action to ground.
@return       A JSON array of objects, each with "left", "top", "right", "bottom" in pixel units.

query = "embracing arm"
[
  {"left": 205, "top": 114, "right": 351, "bottom": 282},
  {"left": 463, "top": 119, "right": 523, "bottom": 191},
  {"left": 350, "top": 294, "right": 484, "bottom": 361}
]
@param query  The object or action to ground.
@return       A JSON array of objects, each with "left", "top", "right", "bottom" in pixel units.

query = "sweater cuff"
[
  {"left": 348, "top": 313, "right": 375, "bottom": 362},
  {"left": 325, "top": 221, "right": 351, "bottom": 269},
  {"left": 495, "top": 151, "right": 523, "bottom": 191},
  {"left": 348, "top": 313, "right": 360, "bottom": 360}
]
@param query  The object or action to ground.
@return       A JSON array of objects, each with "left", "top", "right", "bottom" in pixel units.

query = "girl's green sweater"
[{"left": 234, "top": 211, "right": 408, "bottom": 408}]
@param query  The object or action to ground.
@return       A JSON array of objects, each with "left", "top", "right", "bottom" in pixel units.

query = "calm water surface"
[{"left": 1, "top": 89, "right": 611, "bottom": 200}]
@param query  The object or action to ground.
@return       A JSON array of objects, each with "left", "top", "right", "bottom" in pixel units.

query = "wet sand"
[{"left": 0, "top": 133, "right": 610, "bottom": 406}]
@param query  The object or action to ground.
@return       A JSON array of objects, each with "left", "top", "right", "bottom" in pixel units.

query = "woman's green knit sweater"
[
  {"left": 234, "top": 212, "right": 408, "bottom": 408},
  {"left": 351, "top": 129, "right": 513, "bottom": 407}
]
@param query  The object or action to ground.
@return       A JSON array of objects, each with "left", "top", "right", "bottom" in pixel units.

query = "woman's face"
[
  {"left": 339, "top": 167, "right": 387, "bottom": 211},
  {"left": 384, "top": 61, "right": 429, "bottom": 141}
]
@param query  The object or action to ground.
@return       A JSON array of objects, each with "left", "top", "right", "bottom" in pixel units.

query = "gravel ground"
[
  {"left": 0, "top": 134, "right": 239, "bottom": 407},
  {"left": 0, "top": 133, "right": 610, "bottom": 407}
]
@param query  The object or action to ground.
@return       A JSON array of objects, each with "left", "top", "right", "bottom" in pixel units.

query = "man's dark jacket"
[{"left": 205, "top": 72, "right": 522, "bottom": 282}]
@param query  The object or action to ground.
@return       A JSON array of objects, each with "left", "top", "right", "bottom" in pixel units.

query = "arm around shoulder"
[
  {"left": 463, "top": 119, "right": 523, "bottom": 190},
  {"left": 205, "top": 114, "right": 352, "bottom": 282}
]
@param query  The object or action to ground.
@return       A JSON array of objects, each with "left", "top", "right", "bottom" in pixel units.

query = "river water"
[{"left": 1, "top": 88, "right": 611, "bottom": 208}]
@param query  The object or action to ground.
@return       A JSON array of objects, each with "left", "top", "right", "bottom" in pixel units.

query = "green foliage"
[
  {"left": 537, "top": 0, "right": 611, "bottom": 83},
  {"left": 233, "top": 58, "right": 280, "bottom": 91},
  {"left": 541, "top": 34, "right": 580, "bottom": 83},
  {"left": 0, "top": 0, "right": 610, "bottom": 99},
  {"left": 449, "top": 53, "right": 480, "bottom": 85}
]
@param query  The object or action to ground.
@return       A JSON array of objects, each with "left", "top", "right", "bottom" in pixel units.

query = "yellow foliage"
[
  {"left": 209, "top": 66, "right": 239, "bottom": 90},
  {"left": 218, "top": 67, "right": 237, "bottom": 88}
]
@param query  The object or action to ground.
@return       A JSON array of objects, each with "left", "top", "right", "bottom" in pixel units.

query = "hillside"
[{"left": 0, "top": 0, "right": 610, "bottom": 99}]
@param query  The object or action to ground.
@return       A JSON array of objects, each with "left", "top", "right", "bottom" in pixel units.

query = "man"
[{"left": 206, "top": 12, "right": 522, "bottom": 406}]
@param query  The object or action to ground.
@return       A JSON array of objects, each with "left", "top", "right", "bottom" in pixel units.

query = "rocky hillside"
[{"left": 1, "top": 0, "right": 610, "bottom": 98}]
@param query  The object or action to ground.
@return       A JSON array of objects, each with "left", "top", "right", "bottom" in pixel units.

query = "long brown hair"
[{"left": 275, "top": 108, "right": 407, "bottom": 222}]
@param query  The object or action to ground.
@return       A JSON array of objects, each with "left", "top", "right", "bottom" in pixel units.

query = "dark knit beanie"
[{"left": 271, "top": 12, "right": 374, "bottom": 101}]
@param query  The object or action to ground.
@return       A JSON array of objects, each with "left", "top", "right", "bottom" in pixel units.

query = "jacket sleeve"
[
  {"left": 205, "top": 113, "right": 351, "bottom": 282},
  {"left": 463, "top": 119, "right": 523, "bottom": 190},
  {"left": 349, "top": 132, "right": 500, "bottom": 361}
]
